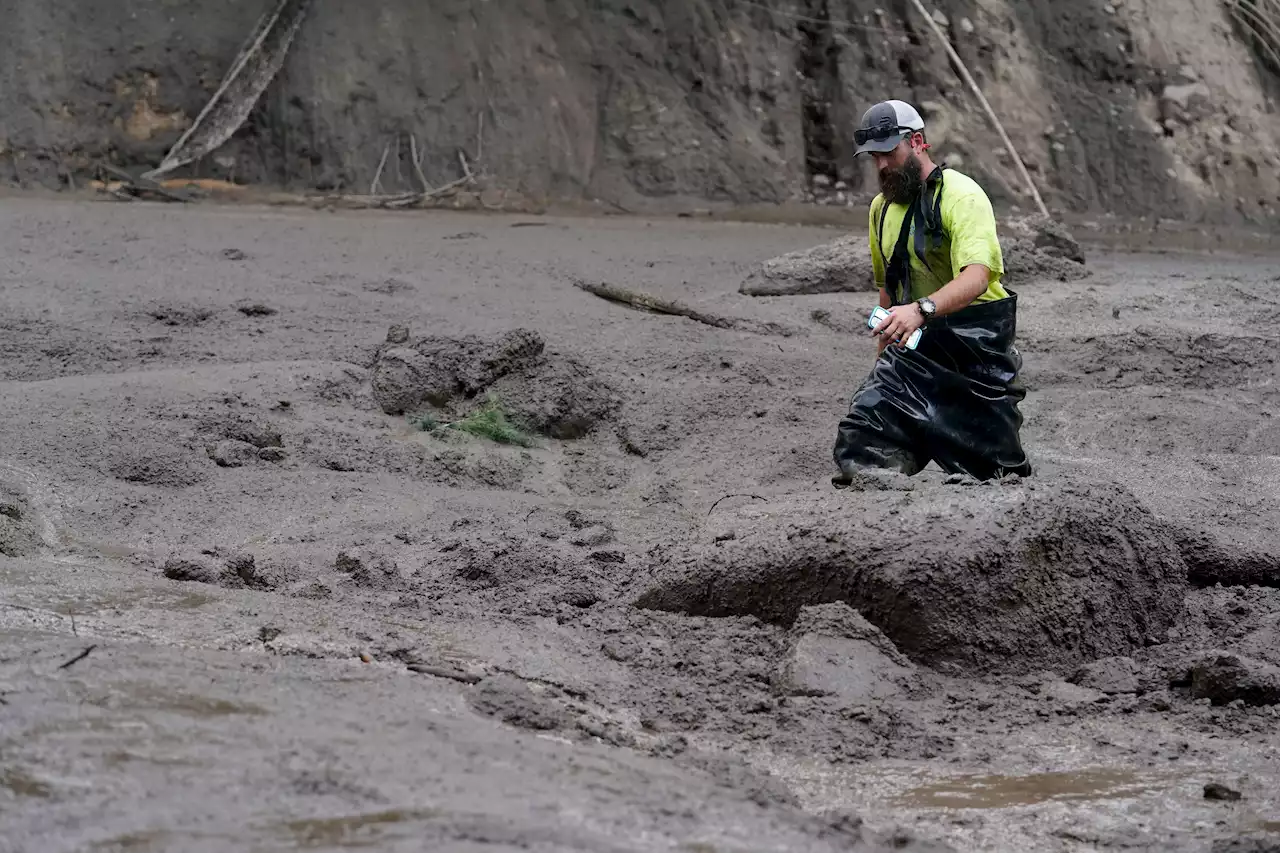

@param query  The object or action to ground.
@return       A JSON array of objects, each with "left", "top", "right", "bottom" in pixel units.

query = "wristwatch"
[{"left": 916, "top": 297, "right": 937, "bottom": 322}]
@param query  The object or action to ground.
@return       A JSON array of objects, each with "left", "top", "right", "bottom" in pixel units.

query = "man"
[{"left": 832, "top": 99, "right": 1033, "bottom": 485}]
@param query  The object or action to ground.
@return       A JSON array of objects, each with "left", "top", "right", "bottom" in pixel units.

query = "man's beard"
[{"left": 879, "top": 153, "right": 924, "bottom": 205}]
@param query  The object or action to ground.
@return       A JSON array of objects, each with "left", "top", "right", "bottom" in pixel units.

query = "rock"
[
  {"left": 1161, "top": 82, "right": 1213, "bottom": 123},
  {"left": 1190, "top": 653, "right": 1280, "bottom": 707},
  {"left": 385, "top": 324, "right": 410, "bottom": 344},
  {"left": 1038, "top": 680, "right": 1106, "bottom": 706},
  {"left": 635, "top": 477, "right": 1187, "bottom": 675},
  {"left": 468, "top": 675, "right": 570, "bottom": 731},
  {"left": 1071, "top": 656, "right": 1145, "bottom": 695},
  {"left": 371, "top": 328, "right": 545, "bottom": 415},
  {"left": 209, "top": 439, "right": 258, "bottom": 468},
  {"left": 257, "top": 446, "right": 287, "bottom": 463},
  {"left": 236, "top": 303, "right": 276, "bottom": 317},
  {"left": 570, "top": 525, "right": 614, "bottom": 547},
  {"left": 161, "top": 555, "right": 218, "bottom": 583},
  {"left": 739, "top": 235, "right": 876, "bottom": 297},
  {"left": 1204, "top": 782, "right": 1243, "bottom": 802},
  {"left": 774, "top": 603, "right": 918, "bottom": 701}
]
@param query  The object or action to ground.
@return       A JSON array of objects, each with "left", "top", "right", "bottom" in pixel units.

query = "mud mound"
[
  {"left": 1189, "top": 652, "right": 1280, "bottom": 707},
  {"left": 434, "top": 529, "right": 623, "bottom": 614},
  {"left": 740, "top": 236, "right": 875, "bottom": 297},
  {"left": 1171, "top": 525, "right": 1280, "bottom": 588},
  {"left": 372, "top": 328, "right": 619, "bottom": 439},
  {"left": 101, "top": 441, "right": 210, "bottom": 487},
  {"left": 1001, "top": 215, "right": 1089, "bottom": 284},
  {"left": 488, "top": 356, "right": 621, "bottom": 440},
  {"left": 635, "top": 478, "right": 1187, "bottom": 674},
  {"left": 372, "top": 329, "right": 545, "bottom": 415},
  {"left": 0, "top": 482, "right": 40, "bottom": 557},
  {"left": 1038, "top": 331, "right": 1278, "bottom": 389}
]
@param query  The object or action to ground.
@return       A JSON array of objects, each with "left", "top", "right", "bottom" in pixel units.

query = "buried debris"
[
  {"left": 571, "top": 276, "right": 799, "bottom": 337},
  {"left": 635, "top": 477, "right": 1186, "bottom": 675}
]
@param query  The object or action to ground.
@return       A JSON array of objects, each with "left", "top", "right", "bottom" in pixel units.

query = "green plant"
[
  {"left": 406, "top": 397, "right": 537, "bottom": 447},
  {"left": 449, "top": 397, "right": 538, "bottom": 448}
]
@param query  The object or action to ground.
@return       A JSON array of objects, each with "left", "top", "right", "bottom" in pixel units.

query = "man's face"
[{"left": 873, "top": 138, "right": 924, "bottom": 205}]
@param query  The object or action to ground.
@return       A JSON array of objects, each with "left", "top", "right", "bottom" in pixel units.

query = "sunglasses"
[{"left": 854, "top": 125, "right": 915, "bottom": 146}]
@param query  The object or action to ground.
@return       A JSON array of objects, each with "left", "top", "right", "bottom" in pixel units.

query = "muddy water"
[{"left": 893, "top": 768, "right": 1189, "bottom": 809}]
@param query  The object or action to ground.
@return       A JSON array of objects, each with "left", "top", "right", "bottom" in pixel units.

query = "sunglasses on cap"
[{"left": 853, "top": 125, "right": 917, "bottom": 146}]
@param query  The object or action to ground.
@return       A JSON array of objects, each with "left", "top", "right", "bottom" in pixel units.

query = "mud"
[{"left": 2, "top": 197, "right": 1280, "bottom": 852}]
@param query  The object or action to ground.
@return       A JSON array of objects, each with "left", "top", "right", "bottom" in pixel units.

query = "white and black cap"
[{"left": 853, "top": 99, "right": 926, "bottom": 156}]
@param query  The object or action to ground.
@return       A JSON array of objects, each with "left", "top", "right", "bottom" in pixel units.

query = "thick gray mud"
[{"left": 2, "top": 198, "right": 1280, "bottom": 852}]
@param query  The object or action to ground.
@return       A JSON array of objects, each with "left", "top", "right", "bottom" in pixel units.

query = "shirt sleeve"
[
  {"left": 869, "top": 197, "right": 886, "bottom": 290},
  {"left": 946, "top": 188, "right": 1003, "bottom": 278}
]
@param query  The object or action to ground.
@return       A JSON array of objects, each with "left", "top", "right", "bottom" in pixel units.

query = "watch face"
[{"left": 920, "top": 298, "right": 936, "bottom": 315}]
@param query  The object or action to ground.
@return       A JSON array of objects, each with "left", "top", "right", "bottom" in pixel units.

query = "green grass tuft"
[
  {"left": 448, "top": 397, "right": 538, "bottom": 447},
  {"left": 407, "top": 397, "right": 537, "bottom": 447}
]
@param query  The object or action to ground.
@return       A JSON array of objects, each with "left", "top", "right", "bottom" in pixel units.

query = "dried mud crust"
[{"left": 635, "top": 476, "right": 1188, "bottom": 675}]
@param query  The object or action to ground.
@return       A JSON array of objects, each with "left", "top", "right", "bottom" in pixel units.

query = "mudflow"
[
  {"left": 10, "top": 0, "right": 1280, "bottom": 844},
  {"left": 1, "top": 195, "right": 1279, "bottom": 853}
]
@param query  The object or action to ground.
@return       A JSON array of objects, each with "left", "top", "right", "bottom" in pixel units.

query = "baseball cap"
[{"left": 853, "top": 100, "right": 925, "bottom": 155}]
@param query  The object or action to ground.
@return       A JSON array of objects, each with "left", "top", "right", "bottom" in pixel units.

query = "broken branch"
[
  {"left": 370, "top": 140, "right": 391, "bottom": 194},
  {"left": 570, "top": 277, "right": 799, "bottom": 337},
  {"left": 907, "top": 0, "right": 1050, "bottom": 218},
  {"left": 708, "top": 493, "right": 768, "bottom": 516},
  {"left": 57, "top": 644, "right": 97, "bottom": 671},
  {"left": 410, "top": 133, "right": 432, "bottom": 192}
]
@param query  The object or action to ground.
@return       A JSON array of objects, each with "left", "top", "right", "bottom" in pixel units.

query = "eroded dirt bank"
[
  {"left": 2, "top": 197, "right": 1280, "bottom": 852},
  {"left": 3, "top": 0, "right": 1280, "bottom": 222}
]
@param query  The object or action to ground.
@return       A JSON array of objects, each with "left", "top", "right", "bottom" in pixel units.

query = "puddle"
[
  {"left": 87, "top": 684, "right": 268, "bottom": 718},
  {"left": 279, "top": 809, "right": 440, "bottom": 849},
  {"left": 894, "top": 768, "right": 1184, "bottom": 809}
]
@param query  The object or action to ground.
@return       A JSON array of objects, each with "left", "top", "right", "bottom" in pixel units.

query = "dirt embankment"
[{"left": 2, "top": 0, "right": 1279, "bottom": 222}]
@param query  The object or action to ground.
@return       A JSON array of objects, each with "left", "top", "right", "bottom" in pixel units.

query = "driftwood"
[
  {"left": 92, "top": 162, "right": 194, "bottom": 203},
  {"left": 144, "top": 0, "right": 312, "bottom": 180},
  {"left": 570, "top": 277, "right": 799, "bottom": 337},
  {"left": 907, "top": 0, "right": 1049, "bottom": 218}
]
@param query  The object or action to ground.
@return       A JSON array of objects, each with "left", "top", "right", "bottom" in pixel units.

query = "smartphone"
[{"left": 868, "top": 306, "right": 922, "bottom": 350}]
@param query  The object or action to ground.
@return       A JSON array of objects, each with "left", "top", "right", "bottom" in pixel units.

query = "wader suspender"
[{"left": 878, "top": 165, "right": 947, "bottom": 307}]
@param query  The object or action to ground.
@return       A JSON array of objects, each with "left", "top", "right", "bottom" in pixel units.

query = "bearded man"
[{"left": 831, "top": 99, "right": 1034, "bottom": 485}]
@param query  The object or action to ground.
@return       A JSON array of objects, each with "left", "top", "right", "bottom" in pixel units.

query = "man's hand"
[{"left": 872, "top": 303, "right": 924, "bottom": 349}]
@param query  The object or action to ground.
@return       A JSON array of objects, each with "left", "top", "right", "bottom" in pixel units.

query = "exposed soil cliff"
[{"left": 2, "top": 0, "right": 1278, "bottom": 219}]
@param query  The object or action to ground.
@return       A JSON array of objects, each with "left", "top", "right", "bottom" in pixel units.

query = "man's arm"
[{"left": 925, "top": 262, "right": 989, "bottom": 316}]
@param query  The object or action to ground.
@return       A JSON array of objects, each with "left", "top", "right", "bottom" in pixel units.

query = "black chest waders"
[{"left": 833, "top": 169, "right": 1034, "bottom": 482}]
